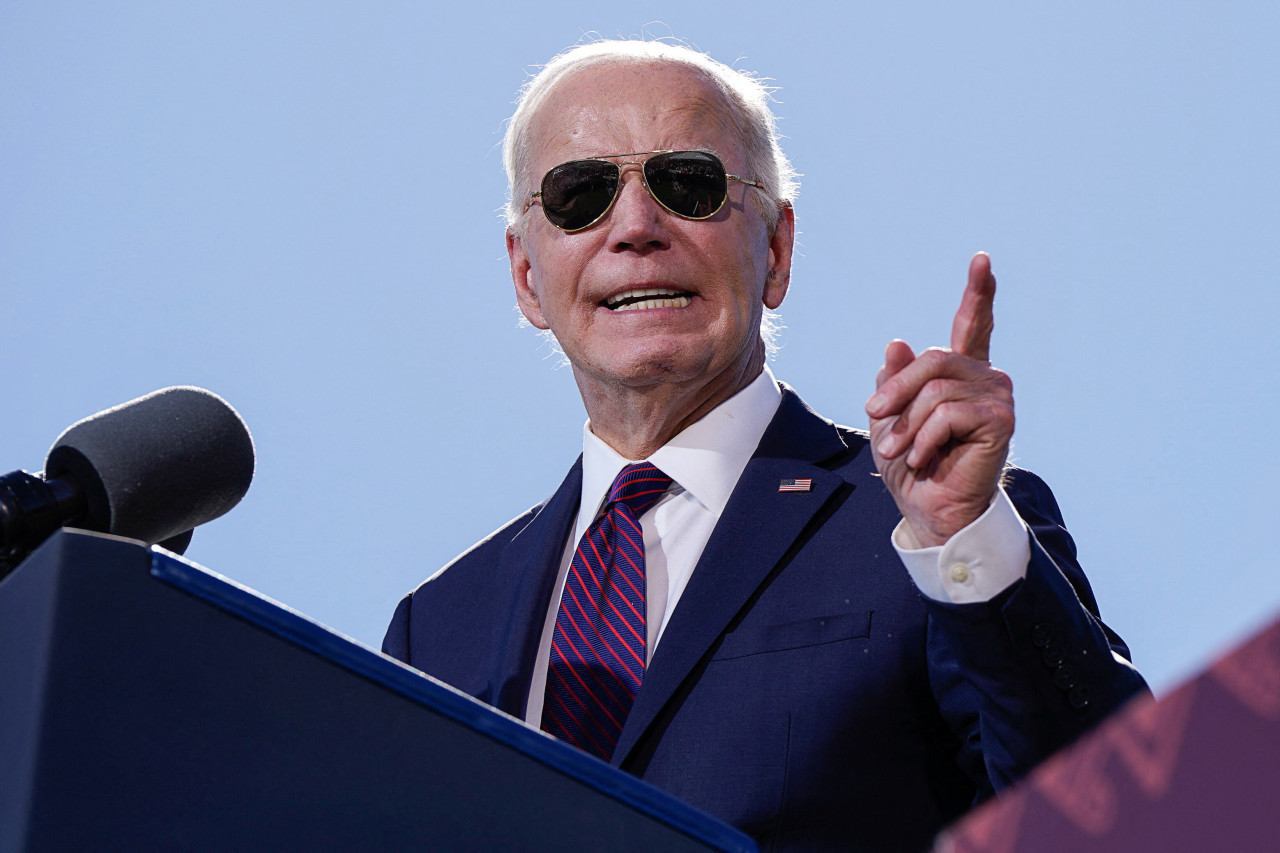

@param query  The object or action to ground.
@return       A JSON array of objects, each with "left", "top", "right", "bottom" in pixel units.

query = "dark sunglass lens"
[
  {"left": 540, "top": 161, "right": 618, "bottom": 230},
  {"left": 645, "top": 151, "right": 728, "bottom": 219}
]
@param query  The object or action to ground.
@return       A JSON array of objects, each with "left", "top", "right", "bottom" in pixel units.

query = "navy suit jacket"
[{"left": 384, "top": 386, "right": 1146, "bottom": 852}]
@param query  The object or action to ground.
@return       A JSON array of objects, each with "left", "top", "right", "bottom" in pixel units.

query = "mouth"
[{"left": 602, "top": 288, "right": 693, "bottom": 311}]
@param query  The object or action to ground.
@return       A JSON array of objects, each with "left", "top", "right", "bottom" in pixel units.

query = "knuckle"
[
  {"left": 997, "top": 403, "right": 1016, "bottom": 431},
  {"left": 977, "top": 401, "right": 1015, "bottom": 437},
  {"left": 927, "top": 377, "right": 967, "bottom": 403},
  {"left": 917, "top": 377, "right": 945, "bottom": 402},
  {"left": 934, "top": 400, "right": 959, "bottom": 420}
]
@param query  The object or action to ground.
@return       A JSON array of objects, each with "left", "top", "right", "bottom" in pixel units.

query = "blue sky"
[{"left": 3, "top": 1, "right": 1277, "bottom": 694}]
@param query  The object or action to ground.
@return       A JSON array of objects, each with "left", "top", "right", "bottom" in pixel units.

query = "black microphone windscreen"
[{"left": 43, "top": 386, "right": 255, "bottom": 545}]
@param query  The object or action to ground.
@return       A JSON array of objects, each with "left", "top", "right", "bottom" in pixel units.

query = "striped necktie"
[{"left": 541, "top": 462, "right": 672, "bottom": 760}]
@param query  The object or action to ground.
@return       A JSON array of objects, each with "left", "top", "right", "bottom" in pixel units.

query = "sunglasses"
[{"left": 528, "top": 149, "right": 766, "bottom": 232}]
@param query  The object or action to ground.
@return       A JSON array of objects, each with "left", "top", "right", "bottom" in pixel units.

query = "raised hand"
[{"left": 864, "top": 253, "right": 1015, "bottom": 547}]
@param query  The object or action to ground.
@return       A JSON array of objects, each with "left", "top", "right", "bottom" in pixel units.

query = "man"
[{"left": 384, "top": 40, "right": 1146, "bottom": 852}]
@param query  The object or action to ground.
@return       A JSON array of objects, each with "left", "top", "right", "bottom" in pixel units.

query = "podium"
[{"left": 0, "top": 530, "right": 756, "bottom": 851}]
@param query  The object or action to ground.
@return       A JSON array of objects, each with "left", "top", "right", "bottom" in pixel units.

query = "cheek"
[
  {"left": 530, "top": 236, "right": 592, "bottom": 285},
  {"left": 526, "top": 247, "right": 595, "bottom": 325}
]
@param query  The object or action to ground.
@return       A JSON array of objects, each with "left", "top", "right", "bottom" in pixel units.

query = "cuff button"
[{"left": 1053, "top": 663, "right": 1078, "bottom": 690}]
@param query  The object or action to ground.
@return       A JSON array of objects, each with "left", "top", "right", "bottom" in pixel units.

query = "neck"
[{"left": 576, "top": 344, "right": 766, "bottom": 460}]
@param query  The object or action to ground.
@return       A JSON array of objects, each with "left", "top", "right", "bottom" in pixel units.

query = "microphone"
[{"left": 0, "top": 386, "right": 255, "bottom": 576}]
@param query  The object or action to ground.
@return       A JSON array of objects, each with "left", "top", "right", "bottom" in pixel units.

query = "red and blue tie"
[{"left": 542, "top": 462, "right": 672, "bottom": 760}]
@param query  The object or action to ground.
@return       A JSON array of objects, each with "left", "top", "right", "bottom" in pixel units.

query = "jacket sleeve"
[
  {"left": 926, "top": 467, "right": 1148, "bottom": 799},
  {"left": 382, "top": 593, "right": 413, "bottom": 663}
]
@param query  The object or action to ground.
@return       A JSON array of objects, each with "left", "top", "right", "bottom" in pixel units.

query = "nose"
[{"left": 607, "top": 163, "right": 670, "bottom": 252}]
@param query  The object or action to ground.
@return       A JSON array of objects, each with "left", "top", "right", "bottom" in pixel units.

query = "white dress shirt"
[{"left": 523, "top": 365, "right": 1031, "bottom": 725}]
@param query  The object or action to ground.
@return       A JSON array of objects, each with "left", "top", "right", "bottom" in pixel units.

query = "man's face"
[{"left": 508, "top": 61, "right": 793, "bottom": 402}]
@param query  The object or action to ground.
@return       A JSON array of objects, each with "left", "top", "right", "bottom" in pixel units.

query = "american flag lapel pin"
[{"left": 778, "top": 478, "right": 812, "bottom": 493}]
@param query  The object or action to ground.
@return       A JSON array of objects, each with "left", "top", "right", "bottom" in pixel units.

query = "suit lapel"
[
  {"left": 613, "top": 389, "right": 858, "bottom": 765},
  {"left": 486, "top": 459, "right": 581, "bottom": 719}
]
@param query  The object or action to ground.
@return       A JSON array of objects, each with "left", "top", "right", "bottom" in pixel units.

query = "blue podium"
[{"left": 0, "top": 529, "right": 756, "bottom": 852}]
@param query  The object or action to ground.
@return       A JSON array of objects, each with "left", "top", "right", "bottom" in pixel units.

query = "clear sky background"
[{"left": 3, "top": 1, "right": 1276, "bottom": 695}]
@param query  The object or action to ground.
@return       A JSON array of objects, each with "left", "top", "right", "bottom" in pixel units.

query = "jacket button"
[
  {"left": 1053, "top": 663, "right": 1078, "bottom": 690},
  {"left": 1041, "top": 646, "right": 1064, "bottom": 668},
  {"left": 1068, "top": 685, "right": 1090, "bottom": 711},
  {"left": 1032, "top": 623, "right": 1054, "bottom": 648}
]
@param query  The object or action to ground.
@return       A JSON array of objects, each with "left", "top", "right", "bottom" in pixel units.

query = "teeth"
[
  {"left": 613, "top": 296, "right": 691, "bottom": 311},
  {"left": 605, "top": 288, "right": 691, "bottom": 311}
]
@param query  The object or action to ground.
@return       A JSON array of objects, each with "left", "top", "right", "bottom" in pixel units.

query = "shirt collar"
[{"left": 576, "top": 365, "right": 783, "bottom": 539}]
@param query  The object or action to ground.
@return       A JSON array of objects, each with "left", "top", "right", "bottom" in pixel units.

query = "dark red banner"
[{"left": 937, "top": 616, "right": 1280, "bottom": 852}]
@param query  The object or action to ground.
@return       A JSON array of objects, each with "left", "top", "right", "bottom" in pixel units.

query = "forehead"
[{"left": 526, "top": 62, "right": 745, "bottom": 169}]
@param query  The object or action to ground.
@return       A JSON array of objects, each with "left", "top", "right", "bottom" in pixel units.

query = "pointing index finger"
[{"left": 950, "top": 252, "right": 997, "bottom": 362}]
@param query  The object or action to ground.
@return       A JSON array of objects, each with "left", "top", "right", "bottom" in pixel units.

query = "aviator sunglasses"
[{"left": 528, "top": 150, "right": 766, "bottom": 232}]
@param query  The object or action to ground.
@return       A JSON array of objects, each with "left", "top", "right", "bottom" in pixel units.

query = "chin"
[{"left": 583, "top": 350, "right": 711, "bottom": 388}]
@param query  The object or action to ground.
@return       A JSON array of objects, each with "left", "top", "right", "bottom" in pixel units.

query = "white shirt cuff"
[{"left": 892, "top": 486, "right": 1031, "bottom": 604}]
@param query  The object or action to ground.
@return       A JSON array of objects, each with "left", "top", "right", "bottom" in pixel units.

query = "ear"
[
  {"left": 763, "top": 202, "right": 795, "bottom": 310},
  {"left": 507, "top": 228, "right": 549, "bottom": 330}
]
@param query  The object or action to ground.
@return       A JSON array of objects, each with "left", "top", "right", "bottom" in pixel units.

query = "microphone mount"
[{"left": 0, "top": 470, "right": 84, "bottom": 576}]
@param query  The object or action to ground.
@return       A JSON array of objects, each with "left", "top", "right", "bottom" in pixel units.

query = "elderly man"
[{"left": 384, "top": 40, "right": 1146, "bottom": 852}]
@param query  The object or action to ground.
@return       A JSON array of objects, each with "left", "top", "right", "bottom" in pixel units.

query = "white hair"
[{"left": 502, "top": 39, "right": 800, "bottom": 233}]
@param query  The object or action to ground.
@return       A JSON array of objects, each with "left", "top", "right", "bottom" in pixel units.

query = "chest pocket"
[{"left": 710, "top": 610, "right": 873, "bottom": 661}]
